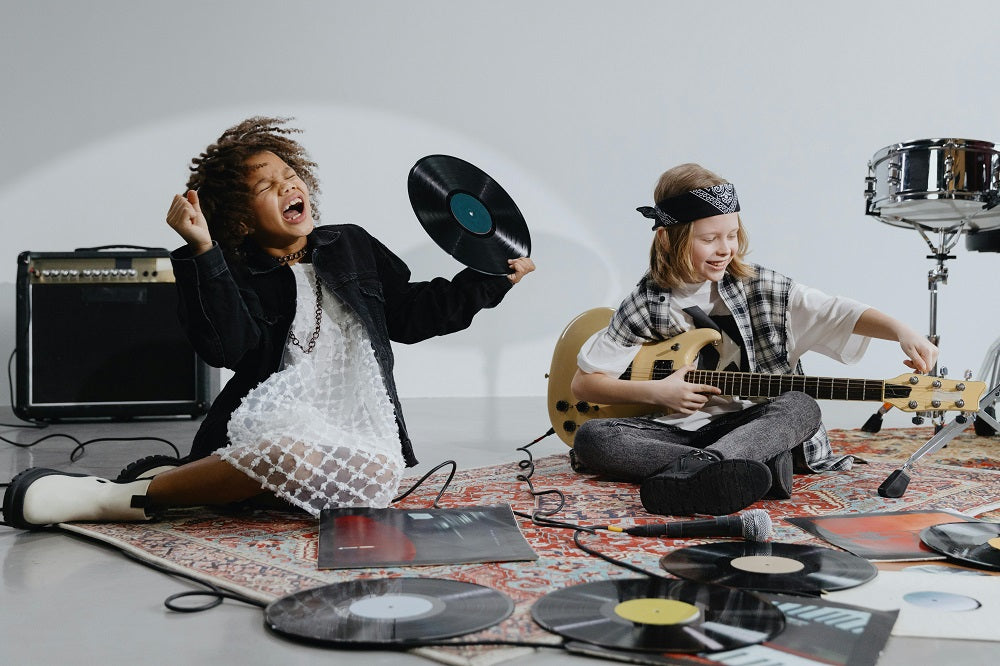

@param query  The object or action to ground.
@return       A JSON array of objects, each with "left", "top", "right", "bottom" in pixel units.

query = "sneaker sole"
[
  {"left": 640, "top": 459, "right": 772, "bottom": 516},
  {"left": 115, "top": 455, "right": 182, "bottom": 482},
  {"left": 2, "top": 468, "right": 89, "bottom": 530}
]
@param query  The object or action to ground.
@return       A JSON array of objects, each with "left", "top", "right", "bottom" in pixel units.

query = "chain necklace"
[
  {"left": 289, "top": 276, "right": 323, "bottom": 354},
  {"left": 277, "top": 245, "right": 308, "bottom": 265}
]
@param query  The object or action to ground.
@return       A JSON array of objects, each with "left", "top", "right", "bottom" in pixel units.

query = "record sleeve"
[
  {"left": 787, "top": 509, "right": 978, "bottom": 561},
  {"left": 318, "top": 504, "right": 537, "bottom": 569},
  {"left": 825, "top": 570, "right": 1000, "bottom": 641}
]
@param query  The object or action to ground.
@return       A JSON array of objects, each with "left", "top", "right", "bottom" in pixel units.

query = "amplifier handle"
[{"left": 74, "top": 244, "right": 168, "bottom": 252}]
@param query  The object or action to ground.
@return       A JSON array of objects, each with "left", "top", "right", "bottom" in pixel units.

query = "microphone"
[{"left": 612, "top": 509, "right": 772, "bottom": 542}]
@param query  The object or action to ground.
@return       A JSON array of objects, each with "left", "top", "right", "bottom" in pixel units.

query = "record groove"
[
  {"left": 660, "top": 542, "right": 877, "bottom": 594},
  {"left": 531, "top": 577, "right": 784, "bottom": 653},
  {"left": 920, "top": 521, "right": 1000, "bottom": 571},
  {"left": 265, "top": 577, "right": 513, "bottom": 647},
  {"left": 408, "top": 154, "right": 531, "bottom": 275}
]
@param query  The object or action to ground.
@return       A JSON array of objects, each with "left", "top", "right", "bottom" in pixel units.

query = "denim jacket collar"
[{"left": 241, "top": 226, "right": 343, "bottom": 275}]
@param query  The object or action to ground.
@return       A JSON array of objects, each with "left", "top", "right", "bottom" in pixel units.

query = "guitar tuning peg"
[
  {"left": 964, "top": 369, "right": 973, "bottom": 380},
  {"left": 939, "top": 366, "right": 949, "bottom": 378}
]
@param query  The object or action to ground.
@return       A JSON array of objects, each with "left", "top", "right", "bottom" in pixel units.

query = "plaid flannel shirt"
[{"left": 607, "top": 265, "right": 853, "bottom": 472}]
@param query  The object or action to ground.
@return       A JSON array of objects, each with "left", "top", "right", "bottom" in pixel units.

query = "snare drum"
[{"left": 865, "top": 138, "right": 1000, "bottom": 232}]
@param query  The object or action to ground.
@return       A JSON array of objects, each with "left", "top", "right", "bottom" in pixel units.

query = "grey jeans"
[{"left": 572, "top": 391, "right": 822, "bottom": 482}]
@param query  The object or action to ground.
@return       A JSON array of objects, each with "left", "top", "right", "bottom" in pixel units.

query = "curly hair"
[
  {"left": 648, "top": 163, "right": 754, "bottom": 290},
  {"left": 185, "top": 116, "right": 321, "bottom": 257}
]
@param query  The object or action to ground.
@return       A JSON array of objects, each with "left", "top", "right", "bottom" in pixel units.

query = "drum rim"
[{"left": 871, "top": 138, "right": 999, "bottom": 162}]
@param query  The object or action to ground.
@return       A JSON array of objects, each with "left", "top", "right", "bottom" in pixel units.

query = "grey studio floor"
[{"left": 1, "top": 397, "right": 996, "bottom": 665}]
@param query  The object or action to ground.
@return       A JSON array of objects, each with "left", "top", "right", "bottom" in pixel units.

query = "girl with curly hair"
[{"left": 4, "top": 117, "right": 534, "bottom": 528}]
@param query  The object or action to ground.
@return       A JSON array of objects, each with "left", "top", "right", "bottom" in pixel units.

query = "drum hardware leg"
[
  {"left": 973, "top": 336, "right": 1000, "bottom": 436},
  {"left": 859, "top": 226, "right": 961, "bottom": 430},
  {"left": 877, "top": 381, "right": 1000, "bottom": 497}
]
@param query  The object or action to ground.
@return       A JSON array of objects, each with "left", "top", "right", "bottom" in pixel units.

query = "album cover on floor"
[
  {"left": 787, "top": 509, "right": 977, "bottom": 561},
  {"left": 318, "top": 504, "right": 538, "bottom": 569}
]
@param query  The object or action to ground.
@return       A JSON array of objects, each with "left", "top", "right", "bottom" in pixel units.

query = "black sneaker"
[
  {"left": 639, "top": 450, "right": 772, "bottom": 516},
  {"left": 763, "top": 450, "right": 794, "bottom": 499}
]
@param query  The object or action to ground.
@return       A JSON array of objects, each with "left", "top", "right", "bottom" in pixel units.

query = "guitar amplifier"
[{"left": 14, "top": 247, "right": 212, "bottom": 420}]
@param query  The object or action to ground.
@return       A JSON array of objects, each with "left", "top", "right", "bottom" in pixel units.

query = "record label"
[
  {"left": 920, "top": 521, "right": 1000, "bottom": 571},
  {"left": 730, "top": 555, "right": 806, "bottom": 575},
  {"left": 531, "top": 577, "right": 784, "bottom": 653},
  {"left": 265, "top": 577, "right": 513, "bottom": 647},
  {"left": 408, "top": 154, "right": 531, "bottom": 276},
  {"left": 448, "top": 192, "right": 493, "bottom": 235},
  {"left": 348, "top": 593, "right": 439, "bottom": 620},
  {"left": 613, "top": 598, "right": 700, "bottom": 625},
  {"left": 660, "top": 542, "right": 877, "bottom": 594},
  {"left": 902, "top": 590, "right": 982, "bottom": 612}
]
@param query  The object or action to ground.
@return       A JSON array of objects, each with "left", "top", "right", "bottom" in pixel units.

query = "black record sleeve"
[{"left": 318, "top": 504, "right": 538, "bottom": 569}]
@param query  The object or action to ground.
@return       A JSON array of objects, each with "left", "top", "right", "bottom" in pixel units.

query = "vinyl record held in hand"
[
  {"left": 660, "top": 542, "right": 877, "bottom": 594},
  {"left": 265, "top": 577, "right": 513, "bottom": 647},
  {"left": 920, "top": 521, "right": 1000, "bottom": 571},
  {"left": 531, "top": 577, "right": 784, "bottom": 653},
  {"left": 408, "top": 154, "right": 531, "bottom": 276}
]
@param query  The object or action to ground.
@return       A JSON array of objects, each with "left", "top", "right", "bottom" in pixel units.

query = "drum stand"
[
  {"left": 876, "top": 223, "right": 1000, "bottom": 497},
  {"left": 878, "top": 381, "right": 1000, "bottom": 497}
]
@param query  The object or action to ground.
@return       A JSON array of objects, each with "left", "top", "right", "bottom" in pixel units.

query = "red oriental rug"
[{"left": 60, "top": 428, "right": 1000, "bottom": 665}]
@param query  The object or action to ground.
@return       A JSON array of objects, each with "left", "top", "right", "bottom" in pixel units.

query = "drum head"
[{"left": 866, "top": 138, "right": 1000, "bottom": 231}]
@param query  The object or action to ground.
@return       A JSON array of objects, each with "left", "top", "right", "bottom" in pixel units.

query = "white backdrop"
[{"left": 2, "top": 1, "right": 998, "bottom": 418}]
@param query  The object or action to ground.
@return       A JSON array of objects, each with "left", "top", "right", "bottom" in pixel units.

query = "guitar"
[{"left": 546, "top": 308, "right": 986, "bottom": 447}]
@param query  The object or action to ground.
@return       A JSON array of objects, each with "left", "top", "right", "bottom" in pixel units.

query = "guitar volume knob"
[
  {"left": 575, "top": 401, "right": 591, "bottom": 413},
  {"left": 562, "top": 421, "right": 577, "bottom": 433},
  {"left": 555, "top": 400, "right": 570, "bottom": 412}
]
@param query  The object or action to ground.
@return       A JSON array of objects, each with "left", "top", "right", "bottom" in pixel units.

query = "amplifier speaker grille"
[{"left": 15, "top": 248, "right": 211, "bottom": 420}]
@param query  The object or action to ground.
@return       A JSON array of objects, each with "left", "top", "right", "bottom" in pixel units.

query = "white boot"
[{"left": 3, "top": 468, "right": 153, "bottom": 530}]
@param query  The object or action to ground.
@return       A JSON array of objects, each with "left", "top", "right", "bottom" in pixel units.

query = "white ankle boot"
[{"left": 3, "top": 468, "right": 153, "bottom": 530}]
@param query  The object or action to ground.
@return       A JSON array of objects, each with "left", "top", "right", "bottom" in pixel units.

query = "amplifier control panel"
[{"left": 26, "top": 256, "right": 175, "bottom": 284}]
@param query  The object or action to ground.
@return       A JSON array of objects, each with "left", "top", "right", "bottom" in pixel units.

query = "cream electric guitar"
[{"left": 547, "top": 308, "right": 986, "bottom": 447}]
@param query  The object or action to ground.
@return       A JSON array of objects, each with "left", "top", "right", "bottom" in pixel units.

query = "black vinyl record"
[
  {"left": 408, "top": 154, "right": 531, "bottom": 276},
  {"left": 531, "top": 577, "right": 784, "bottom": 653},
  {"left": 920, "top": 521, "right": 1000, "bottom": 571},
  {"left": 660, "top": 542, "right": 877, "bottom": 594},
  {"left": 265, "top": 577, "right": 513, "bottom": 647}
]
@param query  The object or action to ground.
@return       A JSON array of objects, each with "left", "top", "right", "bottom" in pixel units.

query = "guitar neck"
[{"left": 683, "top": 369, "right": 903, "bottom": 402}]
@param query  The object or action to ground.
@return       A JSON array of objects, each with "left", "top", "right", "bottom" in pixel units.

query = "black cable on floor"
[{"left": 510, "top": 428, "right": 669, "bottom": 578}]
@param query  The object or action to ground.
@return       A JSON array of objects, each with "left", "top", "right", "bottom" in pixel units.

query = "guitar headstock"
[{"left": 884, "top": 374, "right": 986, "bottom": 412}]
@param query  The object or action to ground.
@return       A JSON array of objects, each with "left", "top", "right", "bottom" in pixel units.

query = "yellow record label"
[
  {"left": 613, "top": 598, "right": 700, "bottom": 625},
  {"left": 987, "top": 537, "right": 1000, "bottom": 551}
]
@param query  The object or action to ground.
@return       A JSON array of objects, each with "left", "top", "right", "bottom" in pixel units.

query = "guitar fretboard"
[{"left": 656, "top": 368, "right": 911, "bottom": 403}]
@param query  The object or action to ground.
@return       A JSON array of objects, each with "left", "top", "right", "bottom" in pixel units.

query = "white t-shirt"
[{"left": 577, "top": 280, "right": 872, "bottom": 430}]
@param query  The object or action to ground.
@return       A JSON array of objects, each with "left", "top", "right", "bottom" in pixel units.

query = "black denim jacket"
[{"left": 171, "top": 224, "right": 513, "bottom": 466}]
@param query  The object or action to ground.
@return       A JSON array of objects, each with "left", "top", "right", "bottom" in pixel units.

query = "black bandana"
[{"left": 637, "top": 183, "right": 740, "bottom": 229}]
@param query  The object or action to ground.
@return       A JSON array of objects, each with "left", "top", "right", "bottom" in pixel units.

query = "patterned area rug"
[{"left": 61, "top": 428, "right": 1000, "bottom": 665}]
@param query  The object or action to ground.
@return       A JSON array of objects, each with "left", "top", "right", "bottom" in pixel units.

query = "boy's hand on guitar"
[
  {"left": 898, "top": 330, "right": 938, "bottom": 374},
  {"left": 649, "top": 362, "right": 721, "bottom": 414}
]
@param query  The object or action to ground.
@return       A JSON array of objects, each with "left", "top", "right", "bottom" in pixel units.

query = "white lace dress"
[{"left": 221, "top": 263, "right": 404, "bottom": 516}]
